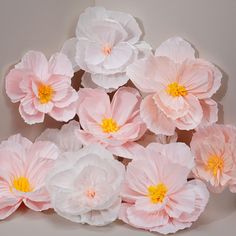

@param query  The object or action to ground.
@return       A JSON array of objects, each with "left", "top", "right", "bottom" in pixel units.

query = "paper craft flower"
[
  {"left": 62, "top": 7, "right": 151, "bottom": 90},
  {"left": 5, "top": 51, "right": 78, "bottom": 124},
  {"left": 46, "top": 145, "right": 125, "bottom": 226},
  {"left": 119, "top": 142, "right": 209, "bottom": 234},
  {"left": 36, "top": 120, "right": 82, "bottom": 153},
  {"left": 76, "top": 87, "right": 146, "bottom": 159},
  {"left": 127, "top": 37, "right": 222, "bottom": 135},
  {"left": 191, "top": 124, "right": 236, "bottom": 193},
  {"left": 0, "top": 134, "right": 59, "bottom": 219}
]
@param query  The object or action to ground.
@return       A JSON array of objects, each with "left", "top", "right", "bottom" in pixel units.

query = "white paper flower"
[
  {"left": 46, "top": 145, "right": 125, "bottom": 226},
  {"left": 62, "top": 7, "right": 152, "bottom": 90},
  {"left": 36, "top": 120, "right": 82, "bottom": 153}
]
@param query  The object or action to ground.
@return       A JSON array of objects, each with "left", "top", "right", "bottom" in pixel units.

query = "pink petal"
[
  {"left": 19, "top": 103, "right": 45, "bottom": 124},
  {"left": 48, "top": 53, "right": 74, "bottom": 78},
  {"left": 174, "top": 95, "right": 203, "bottom": 130},
  {"left": 155, "top": 37, "right": 195, "bottom": 63},
  {"left": 140, "top": 95, "right": 176, "bottom": 135},
  {"left": 111, "top": 87, "right": 141, "bottom": 126},
  {"left": 15, "top": 51, "right": 49, "bottom": 81},
  {"left": 5, "top": 69, "right": 28, "bottom": 102},
  {"left": 23, "top": 199, "right": 51, "bottom": 211},
  {"left": 200, "top": 98, "right": 218, "bottom": 126},
  {"left": 85, "top": 42, "right": 106, "bottom": 65},
  {"left": 33, "top": 99, "right": 54, "bottom": 113}
]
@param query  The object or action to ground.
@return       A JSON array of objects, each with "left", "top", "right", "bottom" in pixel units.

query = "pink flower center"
[
  {"left": 12, "top": 176, "right": 32, "bottom": 192},
  {"left": 38, "top": 84, "right": 54, "bottom": 104},
  {"left": 86, "top": 189, "right": 96, "bottom": 199},
  {"left": 206, "top": 155, "right": 224, "bottom": 177},
  {"left": 147, "top": 183, "right": 168, "bottom": 204},
  {"left": 101, "top": 118, "right": 119, "bottom": 133},
  {"left": 102, "top": 45, "right": 112, "bottom": 56},
  {"left": 166, "top": 82, "right": 188, "bottom": 97}
]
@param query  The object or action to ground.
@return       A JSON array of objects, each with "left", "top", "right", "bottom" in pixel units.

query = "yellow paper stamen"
[
  {"left": 38, "top": 84, "right": 54, "bottom": 104},
  {"left": 166, "top": 82, "right": 188, "bottom": 97},
  {"left": 102, "top": 45, "right": 112, "bottom": 56},
  {"left": 101, "top": 118, "right": 119, "bottom": 133},
  {"left": 147, "top": 183, "right": 168, "bottom": 204},
  {"left": 12, "top": 176, "right": 32, "bottom": 192},
  {"left": 206, "top": 155, "right": 224, "bottom": 177}
]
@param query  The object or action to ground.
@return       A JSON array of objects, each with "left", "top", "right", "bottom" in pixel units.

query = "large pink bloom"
[
  {"left": 0, "top": 134, "right": 59, "bottom": 219},
  {"left": 5, "top": 51, "right": 78, "bottom": 124},
  {"left": 119, "top": 142, "right": 209, "bottom": 235},
  {"left": 191, "top": 124, "right": 236, "bottom": 193},
  {"left": 76, "top": 87, "right": 146, "bottom": 159},
  {"left": 127, "top": 37, "right": 222, "bottom": 135}
]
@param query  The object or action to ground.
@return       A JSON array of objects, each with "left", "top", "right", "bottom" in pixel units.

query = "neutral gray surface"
[{"left": 0, "top": 0, "right": 236, "bottom": 235}]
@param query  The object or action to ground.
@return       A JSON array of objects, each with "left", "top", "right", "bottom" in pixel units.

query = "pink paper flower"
[
  {"left": 0, "top": 134, "right": 59, "bottom": 220},
  {"left": 46, "top": 145, "right": 125, "bottom": 226},
  {"left": 76, "top": 87, "right": 146, "bottom": 159},
  {"left": 5, "top": 51, "right": 78, "bottom": 124},
  {"left": 62, "top": 7, "right": 151, "bottom": 91},
  {"left": 119, "top": 142, "right": 209, "bottom": 235},
  {"left": 191, "top": 124, "right": 236, "bottom": 193},
  {"left": 127, "top": 37, "right": 222, "bottom": 135}
]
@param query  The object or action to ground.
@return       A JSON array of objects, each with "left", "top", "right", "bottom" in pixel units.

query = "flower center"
[
  {"left": 38, "top": 84, "right": 54, "bottom": 104},
  {"left": 12, "top": 176, "right": 32, "bottom": 192},
  {"left": 86, "top": 189, "right": 96, "bottom": 199},
  {"left": 147, "top": 183, "right": 168, "bottom": 204},
  {"left": 206, "top": 155, "right": 224, "bottom": 177},
  {"left": 102, "top": 45, "right": 112, "bottom": 56},
  {"left": 101, "top": 118, "right": 119, "bottom": 133},
  {"left": 166, "top": 82, "right": 188, "bottom": 97}
]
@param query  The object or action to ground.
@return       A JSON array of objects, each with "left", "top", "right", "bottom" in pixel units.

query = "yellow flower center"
[
  {"left": 38, "top": 84, "right": 54, "bottom": 104},
  {"left": 102, "top": 45, "right": 112, "bottom": 56},
  {"left": 12, "top": 176, "right": 32, "bottom": 192},
  {"left": 147, "top": 183, "right": 168, "bottom": 204},
  {"left": 101, "top": 118, "right": 119, "bottom": 133},
  {"left": 166, "top": 82, "right": 188, "bottom": 97},
  {"left": 206, "top": 155, "right": 224, "bottom": 177}
]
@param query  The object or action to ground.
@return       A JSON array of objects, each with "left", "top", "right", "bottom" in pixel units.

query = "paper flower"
[
  {"left": 36, "top": 120, "right": 82, "bottom": 153},
  {"left": 46, "top": 145, "right": 125, "bottom": 226},
  {"left": 190, "top": 124, "right": 236, "bottom": 193},
  {"left": 5, "top": 51, "right": 78, "bottom": 124},
  {"left": 62, "top": 7, "right": 151, "bottom": 91},
  {"left": 76, "top": 87, "right": 146, "bottom": 159},
  {"left": 0, "top": 134, "right": 59, "bottom": 219},
  {"left": 127, "top": 37, "right": 222, "bottom": 135},
  {"left": 119, "top": 142, "right": 209, "bottom": 234}
]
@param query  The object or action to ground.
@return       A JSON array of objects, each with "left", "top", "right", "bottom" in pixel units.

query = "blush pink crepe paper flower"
[
  {"left": 5, "top": 51, "right": 78, "bottom": 124},
  {"left": 62, "top": 7, "right": 152, "bottom": 91},
  {"left": 119, "top": 142, "right": 209, "bottom": 234},
  {"left": 191, "top": 124, "right": 236, "bottom": 193},
  {"left": 36, "top": 120, "right": 82, "bottom": 153},
  {"left": 46, "top": 145, "right": 125, "bottom": 226},
  {"left": 76, "top": 87, "right": 146, "bottom": 159},
  {"left": 127, "top": 37, "right": 222, "bottom": 135},
  {"left": 0, "top": 134, "right": 59, "bottom": 220}
]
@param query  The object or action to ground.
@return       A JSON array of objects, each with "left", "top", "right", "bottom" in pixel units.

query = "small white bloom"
[
  {"left": 62, "top": 7, "right": 152, "bottom": 90},
  {"left": 46, "top": 145, "right": 125, "bottom": 226}
]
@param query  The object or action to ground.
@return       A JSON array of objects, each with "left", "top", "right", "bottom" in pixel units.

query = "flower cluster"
[{"left": 2, "top": 6, "right": 236, "bottom": 235}]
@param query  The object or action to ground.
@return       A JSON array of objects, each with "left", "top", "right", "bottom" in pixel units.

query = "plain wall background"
[{"left": 0, "top": 0, "right": 235, "bottom": 141}]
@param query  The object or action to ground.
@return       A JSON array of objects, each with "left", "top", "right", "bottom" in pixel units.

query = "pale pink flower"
[
  {"left": 62, "top": 7, "right": 152, "bottom": 91},
  {"left": 46, "top": 145, "right": 125, "bottom": 226},
  {"left": 5, "top": 51, "right": 78, "bottom": 124},
  {"left": 191, "top": 124, "right": 236, "bottom": 193},
  {"left": 76, "top": 87, "right": 146, "bottom": 159},
  {"left": 127, "top": 37, "right": 222, "bottom": 135},
  {"left": 119, "top": 142, "right": 209, "bottom": 234},
  {"left": 0, "top": 134, "right": 59, "bottom": 220}
]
